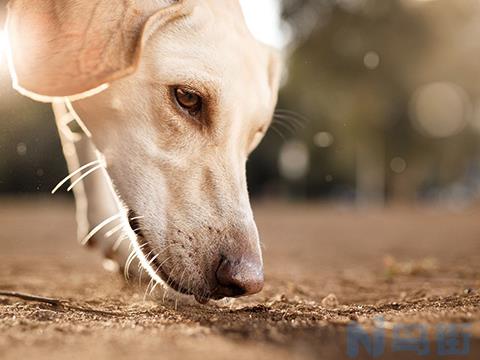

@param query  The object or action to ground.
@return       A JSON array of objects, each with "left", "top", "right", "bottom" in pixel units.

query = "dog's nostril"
[{"left": 215, "top": 257, "right": 264, "bottom": 298}]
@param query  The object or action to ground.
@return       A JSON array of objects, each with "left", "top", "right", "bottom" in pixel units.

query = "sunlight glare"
[{"left": 239, "top": 0, "right": 286, "bottom": 48}]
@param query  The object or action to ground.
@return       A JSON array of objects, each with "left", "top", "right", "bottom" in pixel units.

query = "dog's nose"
[{"left": 215, "top": 257, "right": 264, "bottom": 297}]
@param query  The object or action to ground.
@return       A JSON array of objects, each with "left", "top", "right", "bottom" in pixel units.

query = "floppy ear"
[{"left": 6, "top": 0, "right": 187, "bottom": 101}]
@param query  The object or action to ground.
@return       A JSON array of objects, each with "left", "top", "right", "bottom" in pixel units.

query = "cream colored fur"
[{"left": 6, "top": 0, "right": 282, "bottom": 302}]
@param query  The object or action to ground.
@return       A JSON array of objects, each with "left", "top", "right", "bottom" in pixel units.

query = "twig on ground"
[
  {"left": 0, "top": 290, "right": 122, "bottom": 317},
  {"left": 0, "top": 290, "right": 62, "bottom": 306}
]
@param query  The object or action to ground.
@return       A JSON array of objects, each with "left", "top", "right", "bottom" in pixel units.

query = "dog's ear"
[{"left": 6, "top": 0, "right": 187, "bottom": 101}]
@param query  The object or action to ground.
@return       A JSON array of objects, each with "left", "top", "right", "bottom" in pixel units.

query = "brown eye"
[{"left": 174, "top": 87, "right": 202, "bottom": 116}]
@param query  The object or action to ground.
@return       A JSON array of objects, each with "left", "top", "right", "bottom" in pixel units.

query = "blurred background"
[
  {"left": 2, "top": 0, "right": 480, "bottom": 209},
  {"left": 1, "top": 3, "right": 480, "bottom": 358}
]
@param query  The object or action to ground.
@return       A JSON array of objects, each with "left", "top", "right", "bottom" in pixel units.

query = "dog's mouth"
[{"left": 127, "top": 210, "right": 213, "bottom": 304}]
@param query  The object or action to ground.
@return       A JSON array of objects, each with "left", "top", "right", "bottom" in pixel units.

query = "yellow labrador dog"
[{"left": 6, "top": 0, "right": 281, "bottom": 303}]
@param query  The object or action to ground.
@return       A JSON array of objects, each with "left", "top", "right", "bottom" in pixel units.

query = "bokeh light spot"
[
  {"left": 279, "top": 141, "right": 310, "bottom": 181},
  {"left": 390, "top": 157, "right": 407, "bottom": 174},
  {"left": 363, "top": 51, "right": 380, "bottom": 70},
  {"left": 16, "top": 143, "right": 27, "bottom": 157},
  {"left": 314, "top": 132, "right": 335, "bottom": 148},
  {"left": 409, "top": 82, "right": 470, "bottom": 138}
]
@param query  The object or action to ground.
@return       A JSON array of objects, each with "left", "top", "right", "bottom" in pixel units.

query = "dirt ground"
[{"left": 0, "top": 198, "right": 479, "bottom": 359}]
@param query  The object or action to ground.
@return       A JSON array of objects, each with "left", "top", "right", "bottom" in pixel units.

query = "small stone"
[
  {"left": 102, "top": 259, "right": 120, "bottom": 273},
  {"left": 31, "top": 309, "right": 57, "bottom": 322},
  {"left": 266, "top": 294, "right": 287, "bottom": 306},
  {"left": 321, "top": 293, "right": 339, "bottom": 308}
]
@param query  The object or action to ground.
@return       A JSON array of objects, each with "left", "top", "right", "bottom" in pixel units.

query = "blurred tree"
[{"left": 248, "top": 0, "right": 480, "bottom": 204}]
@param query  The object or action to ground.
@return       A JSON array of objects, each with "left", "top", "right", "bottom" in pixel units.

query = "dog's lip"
[
  {"left": 154, "top": 261, "right": 193, "bottom": 296},
  {"left": 146, "top": 243, "right": 223, "bottom": 304},
  {"left": 128, "top": 210, "right": 215, "bottom": 304},
  {"left": 153, "top": 253, "right": 220, "bottom": 304},
  {"left": 135, "top": 235, "right": 194, "bottom": 296}
]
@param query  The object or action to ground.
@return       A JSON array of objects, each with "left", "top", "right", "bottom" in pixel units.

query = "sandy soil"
[{"left": 0, "top": 198, "right": 479, "bottom": 359}]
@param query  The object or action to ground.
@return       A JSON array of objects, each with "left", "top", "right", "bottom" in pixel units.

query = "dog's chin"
[{"left": 127, "top": 210, "right": 219, "bottom": 305}]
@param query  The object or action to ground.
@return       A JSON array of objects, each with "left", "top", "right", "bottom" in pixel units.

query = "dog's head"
[{"left": 7, "top": 0, "right": 282, "bottom": 302}]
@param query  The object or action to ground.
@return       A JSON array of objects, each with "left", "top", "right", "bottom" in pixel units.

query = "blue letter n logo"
[{"left": 347, "top": 319, "right": 386, "bottom": 358}]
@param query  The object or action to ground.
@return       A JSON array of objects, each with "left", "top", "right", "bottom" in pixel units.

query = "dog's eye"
[{"left": 174, "top": 87, "right": 202, "bottom": 116}]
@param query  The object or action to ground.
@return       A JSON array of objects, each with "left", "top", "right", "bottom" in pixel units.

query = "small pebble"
[{"left": 321, "top": 293, "right": 339, "bottom": 308}]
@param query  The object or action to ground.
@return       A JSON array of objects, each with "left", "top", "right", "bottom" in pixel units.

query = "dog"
[{"left": 5, "top": 0, "right": 282, "bottom": 303}]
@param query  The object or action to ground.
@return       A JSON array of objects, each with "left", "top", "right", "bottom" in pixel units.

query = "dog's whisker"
[
  {"left": 142, "top": 250, "right": 153, "bottom": 261},
  {"left": 51, "top": 159, "right": 102, "bottom": 194},
  {"left": 273, "top": 116, "right": 296, "bottom": 128},
  {"left": 275, "top": 108, "right": 311, "bottom": 125},
  {"left": 269, "top": 125, "right": 287, "bottom": 141},
  {"left": 104, "top": 222, "right": 126, "bottom": 238},
  {"left": 273, "top": 119, "right": 297, "bottom": 136},
  {"left": 164, "top": 263, "right": 182, "bottom": 306},
  {"left": 136, "top": 243, "right": 150, "bottom": 252},
  {"left": 123, "top": 218, "right": 168, "bottom": 287},
  {"left": 66, "top": 164, "right": 104, "bottom": 192},
  {"left": 124, "top": 248, "right": 138, "bottom": 281},
  {"left": 81, "top": 213, "right": 123, "bottom": 246},
  {"left": 112, "top": 233, "right": 127, "bottom": 252},
  {"left": 165, "top": 263, "right": 179, "bottom": 290},
  {"left": 128, "top": 239, "right": 175, "bottom": 295},
  {"left": 273, "top": 114, "right": 302, "bottom": 129},
  {"left": 124, "top": 241, "right": 149, "bottom": 281},
  {"left": 274, "top": 113, "right": 306, "bottom": 129},
  {"left": 130, "top": 227, "right": 143, "bottom": 235},
  {"left": 162, "top": 287, "right": 169, "bottom": 304},
  {"left": 274, "top": 111, "right": 307, "bottom": 123},
  {"left": 138, "top": 263, "right": 143, "bottom": 285},
  {"left": 156, "top": 256, "right": 173, "bottom": 274},
  {"left": 161, "top": 257, "right": 174, "bottom": 304},
  {"left": 129, "top": 215, "right": 145, "bottom": 221},
  {"left": 139, "top": 248, "right": 155, "bottom": 281},
  {"left": 185, "top": 274, "right": 193, "bottom": 299},
  {"left": 177, "top": 267, "right": 188, "bottom": 297},
  {"left": 143, "top": 278, "right": 155, "bottom": 301},
  {"left": 148, "top": 253, "right": 161, "bottom": 266},
  {"left": 142, "top": 249, "right": 155, "bottom": 268},
  {"left": 148, "top": 281, "right": 159, "bottom": 298}
]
